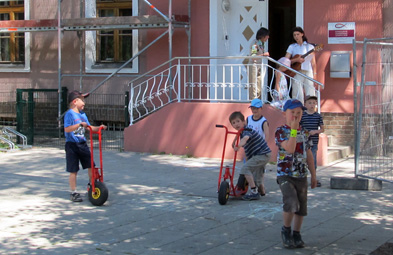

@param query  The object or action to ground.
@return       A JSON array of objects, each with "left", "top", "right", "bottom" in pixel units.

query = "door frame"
[{"left": 209, "top": 0, "right": 304, "bottom": 57}]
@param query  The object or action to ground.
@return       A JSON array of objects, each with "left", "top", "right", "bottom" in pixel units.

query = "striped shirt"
[
  {"left": 241, "top": 126, "right": 271, "bottom": 159},
  {"left": 300, "top": 112, "right": 324, "bottom": 146}
]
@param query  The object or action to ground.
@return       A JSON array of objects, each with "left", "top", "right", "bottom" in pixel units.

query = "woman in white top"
[{"left": 285, "top": 27, "right": 317, "bottom": 103}]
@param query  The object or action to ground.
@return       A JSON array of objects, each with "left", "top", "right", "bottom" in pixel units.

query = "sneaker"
[
  {"left": 70, "top": 192, "right": 83, "bottom": 202},
  {"left": 242, "top": 192, "right": 260, "bottom": 201},
  {"left": 87, "top": 183, "right": 91, "bottom": 191},
  {"left": 293, "top": 232, "right": 305, "bottom": 248},
  {"left": 281, "top": 227, "right": 294, "bottom": 249},
  {"left": 317, "top": 181, "right": 322, "bottom": 187}
]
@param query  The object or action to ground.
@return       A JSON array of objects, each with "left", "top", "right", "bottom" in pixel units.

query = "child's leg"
[
  {"left": 88, "top": 168, "right": 92, "bottom": 182},
  {"left": 244, "top": 174, "right": 256, "bottom": 188},
  {"left": 293, "top": 215, "right": 304, "bottom": 232},
  {"left": 69, "top": 172, "right": 78, "bottom": 191},
  {"left": 258, "top": 154, "right": 270, "bottom": 195},
  {"left": 283, "top": 211, "right": 295, "bottom": 228},
  {"left": 311, "top": 144, "right": 318, "bottom": 170},
  {"left": 311, "top": 144, "right": 321, "bottom": 186},
  {"left": 260, "top": 174, "right": 266, "bottom": 195}
]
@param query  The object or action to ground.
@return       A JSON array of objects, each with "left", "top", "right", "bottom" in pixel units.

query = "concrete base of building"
[{"left": 330, "top": 177, "right": 383, "bottom": 191}]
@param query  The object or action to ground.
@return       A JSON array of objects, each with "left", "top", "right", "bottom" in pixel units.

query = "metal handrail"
[
  {"left": 128, "top": 56, "right": 324, "bottom": 124},
  {"left": 128, "top": 56, "right": 324, "bottom": 89}
]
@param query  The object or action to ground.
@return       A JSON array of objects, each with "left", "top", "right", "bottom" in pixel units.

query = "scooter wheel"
[
  {"left": 218, "top": 181, "right": 230, "bottom": 205},
  {"left": 88, "top": 181, "right": 109, "bottom": 206}
]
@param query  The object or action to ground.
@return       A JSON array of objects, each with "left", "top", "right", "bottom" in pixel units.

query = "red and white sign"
[{"left": 328, "top": 22, "right": 355, "bottom": 44}]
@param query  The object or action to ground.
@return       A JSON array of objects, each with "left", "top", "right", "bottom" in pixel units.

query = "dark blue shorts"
[{"left": 65, "top": 141, "right": 93, "bottom": 173}]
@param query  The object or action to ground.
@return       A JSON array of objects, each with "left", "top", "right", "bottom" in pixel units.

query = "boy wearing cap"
[
  {"left": 275, "top": 99, "right": 317, "bottom": 249},
  {"left": 229, "top": 111, "right": 271, "bottom": 201},
  {"left": 246, "top": 98, "right": 269, "bottom": 196},
  {"left": 300, "top": 95, "right": 324, "bottom": 187},
  {"left": 64, "top": 90, "right": 107, "bottom": 202}
]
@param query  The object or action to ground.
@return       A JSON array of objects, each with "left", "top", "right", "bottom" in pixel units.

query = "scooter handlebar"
[{"left": 86, "top": 125, "right": 105, "bottom": 134}]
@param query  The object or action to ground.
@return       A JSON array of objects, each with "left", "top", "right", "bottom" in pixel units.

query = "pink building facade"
[{"left": 0, "top": 0, "right": 391, "bottom": 160}]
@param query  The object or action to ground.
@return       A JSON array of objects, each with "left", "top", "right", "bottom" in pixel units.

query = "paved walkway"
[{"left": 1, "top": 148, "right": 392, "bottom": 255}]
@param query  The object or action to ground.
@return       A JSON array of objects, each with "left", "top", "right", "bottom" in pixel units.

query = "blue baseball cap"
[
  {"left": 249, "top": 98, "right": 263, "bottom": 108},
  {"left": 283, "top": 99, "right": 306, "bottom": 111}
]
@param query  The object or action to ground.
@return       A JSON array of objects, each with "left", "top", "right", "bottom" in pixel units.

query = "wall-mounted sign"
[{"left": 328, "top": 22, "right": 355, "bottom": 44}]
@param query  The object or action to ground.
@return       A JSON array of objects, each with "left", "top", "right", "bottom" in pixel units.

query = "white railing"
[{"left": 128, "top": 56, "right": 324, "bottom": 124}]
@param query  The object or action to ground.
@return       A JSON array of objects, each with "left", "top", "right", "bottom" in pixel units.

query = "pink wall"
[
  {"left": 144, "top": 0, "right": 210, "bottom": 72},
  {"left": 304, "top": 0, "right": 383, "bottom": 113},
  {"left": 124, "top": 102, "right": 329, "bottom": 166},
  {"left": 124, "top": 102, "right": 286, "bottom": 160}
]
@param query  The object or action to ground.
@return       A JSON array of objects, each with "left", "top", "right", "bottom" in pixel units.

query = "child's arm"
[
  {"left": 89, "top": 124, "right": 107, "bottom": 132},
  {"left": 231, "top": 136, "right": 237, "bottom": 148},
  {"left": 64, "top": 123, "right": 84, "bottom": 133},
  {"left": 262, "top": 121, "right": 269, "bottom": 143},
  {"left": 307, "top": 148, "right": 317, "bottom": 189},
  {"left": 280, "top": 117, "right": 300, "bottom": 153},
  {"left": 309, "top": 124, "right": 324, "bottom": 136},
  {"left": 234, "top": 136, "right": 249, "bottom": 152}
]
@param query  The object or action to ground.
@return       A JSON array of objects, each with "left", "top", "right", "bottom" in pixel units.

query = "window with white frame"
[
  {"left": 85, "top": 0, "right": 138, "bottom": 73},
  {"left": 0, "top": 0, "right": 30, "bottom": 72}
]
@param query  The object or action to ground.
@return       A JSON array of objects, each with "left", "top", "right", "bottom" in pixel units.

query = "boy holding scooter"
[
  {"left": 64, "top": 90, "right": 106, "bottom": 202},
  {"left": 229, "top": 111, "right": 271, "bottom": 200}
]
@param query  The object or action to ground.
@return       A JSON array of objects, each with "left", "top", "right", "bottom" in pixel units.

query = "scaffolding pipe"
[
  {"left": 79, "top": 0, "right": 84, "bottom": 91},
  {"left": 143, "top": 0, "right": 170, "bottom": 22},
  {"left": 58, "top": 0, "right": 63, "bottom": 138},
  {"left": 87, "top": 30, "right": 170, "bottom": 95}
]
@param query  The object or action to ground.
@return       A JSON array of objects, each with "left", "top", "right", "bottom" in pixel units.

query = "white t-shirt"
[
  {"left": 286, "top": 42, "right": 314, "bottom": 71},
  {"left": 246, "top": 115, "right": 267, "bottom": 140}
]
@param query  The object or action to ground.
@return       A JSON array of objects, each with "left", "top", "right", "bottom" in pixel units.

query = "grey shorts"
[
  {"left": 277, "top": 176, "right": 308, "bottom": 216},
  {"left": 240, "top": 153, "right": 271, "bottom": 177}
]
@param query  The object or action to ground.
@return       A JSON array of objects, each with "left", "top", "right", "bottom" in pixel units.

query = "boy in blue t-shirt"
[
  {"left": 275, "top": 99, "right": 317, "bottom": 249},
  {"left": 229, "top": 111, "right": 271, "bottom": 201},
  {"left": 64, "top": 90, "right": 106, "bottom": 202}
]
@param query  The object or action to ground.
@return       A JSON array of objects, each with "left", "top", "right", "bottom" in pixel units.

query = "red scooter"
[
  {"left": 215, "top": 125, "right": 248, "bottom": 205},
  {"left": 87, "top": 126, "right": 108, "bottom": 206}
]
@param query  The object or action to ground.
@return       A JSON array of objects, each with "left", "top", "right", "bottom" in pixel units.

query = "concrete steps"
[{"left": 326, "top": 135, "right": 352, "bottom": 163}]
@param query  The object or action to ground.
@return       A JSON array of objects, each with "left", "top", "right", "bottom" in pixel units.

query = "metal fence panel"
[
  {"left": 356, "top": 38, "right": 393, "bottom": 183},
  {"left": 0, "top": 89, "right": 127, "bottom": 151}
]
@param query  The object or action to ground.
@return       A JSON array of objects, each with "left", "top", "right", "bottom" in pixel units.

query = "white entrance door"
[{"left": 210, "top": 0, "right": 268, "bottom": 100}]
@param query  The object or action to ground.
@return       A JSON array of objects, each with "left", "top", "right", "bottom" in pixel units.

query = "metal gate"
[
  {"left": 16, "top": 88, "right": 68, "bottom": 145},
  {"left": 14, "top": 88, "right": 128, "bottom": 151},
  {"left": 354, "top": 38, "right": 393, "bottom": 183}
]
